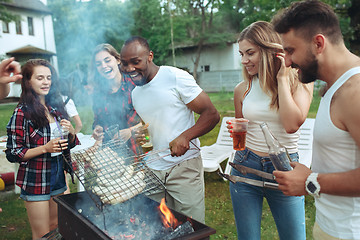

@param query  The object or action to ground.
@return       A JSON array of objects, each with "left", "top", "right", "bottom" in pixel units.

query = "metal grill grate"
[{"left": 66, "top": 139, "right": 165, "bottom": 209}]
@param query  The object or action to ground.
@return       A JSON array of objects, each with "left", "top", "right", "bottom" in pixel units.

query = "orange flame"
[{"left": 158, "top": 198, "right": 179, "bottom": 229}]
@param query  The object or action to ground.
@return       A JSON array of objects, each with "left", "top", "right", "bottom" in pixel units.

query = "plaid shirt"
[
  {"left": 92, "top": 72, "right": 140, "bottom": 151},
  {"left": 6, "top": 104, "right": 79, "bottom": 195}
]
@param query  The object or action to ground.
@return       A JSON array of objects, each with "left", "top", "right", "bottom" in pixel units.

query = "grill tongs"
[{"left": 218, "top": 162, "right": 279, "bottom": 190}]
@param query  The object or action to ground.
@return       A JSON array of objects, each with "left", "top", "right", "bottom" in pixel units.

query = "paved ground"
[
  {"left": 0, "top": 155, "right": 14, "bottom": 173},
  {"left": 0, "top": 138, "right": 17, "bottom": 195}
]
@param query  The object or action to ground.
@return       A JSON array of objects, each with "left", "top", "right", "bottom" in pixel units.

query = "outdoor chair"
[{"left": 201, "top": 117, "right": 235, "bottom": 174}]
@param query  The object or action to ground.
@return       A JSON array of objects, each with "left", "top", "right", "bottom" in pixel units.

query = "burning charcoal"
[
  {"left": 123, "top": 234, "right": 135, "bottom": 239},
  {"left": 160, "top": 221, "right": 194, "bottom": 240},
  {"left": 158, "top": 227, "right": 173, "bottom": 239},
  {"left": 56, "top": 192, "right": 217, "bottom": 240},
  {"left": 129, "top": 217, "right": 140, "bottom": 225}
]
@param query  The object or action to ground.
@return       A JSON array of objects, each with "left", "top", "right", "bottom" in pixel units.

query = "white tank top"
[
  {"left": 242, "top": 78, "right": 299, "bottom": 153},
  {"left": 312, "top": 67, "right": 360, "bottom": 239}
]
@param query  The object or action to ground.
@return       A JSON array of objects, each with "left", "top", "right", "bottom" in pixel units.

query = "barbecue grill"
[
  {"left": 67, "top": 139, "right": 165, "bottom": 209},
  {"left": 55, "top": 139, "right": 215, "bottom": 239},
  {"left": 54, "top": 191, "right": 216, "bottom": 240}
]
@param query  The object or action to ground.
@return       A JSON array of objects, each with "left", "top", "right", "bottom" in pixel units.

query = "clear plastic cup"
[{"left": 229, "top": 118, "right": 248, "bottom": 151}]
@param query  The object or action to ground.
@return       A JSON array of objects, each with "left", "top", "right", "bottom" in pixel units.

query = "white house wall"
[
  {"left": 0, "top": 10, "right": 58, "bottom": 68},
  {"left": 42, "top": 15, "right": 56, "bottom": 61},
  {"left": 1, "top": 11, "right": 41, "bottom": 53},
  {"left": 174, "top": 42, "right": 241, "bottom": 72},
  {"left": 0, "top": 3, "right": 58, "bottom": 98},
  {"left": 168, "top": 42, "right": 242, "bottom": 92}
]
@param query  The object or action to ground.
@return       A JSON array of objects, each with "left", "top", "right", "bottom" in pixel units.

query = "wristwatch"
[{"left": 305, "top": 173, "right": 320, "bottom": 198}]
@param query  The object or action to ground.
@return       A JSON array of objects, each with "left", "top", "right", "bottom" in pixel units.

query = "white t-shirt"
[
  {"left": 312, "top": 67, "right": 360, "bottom": 239},
  {"left": 61, "top": 95, "right": 79, "bottom": 118},
  {"left": 131, "top": 66, "right": 202, "bottom": 170}
]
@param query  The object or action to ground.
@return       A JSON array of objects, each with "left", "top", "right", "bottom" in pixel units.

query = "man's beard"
[
  {"left": 127, "top": 71, "right": 148, "bottom": 86},
  {"left": 294, "top": 52, "right": 319, "bottom": 84}
]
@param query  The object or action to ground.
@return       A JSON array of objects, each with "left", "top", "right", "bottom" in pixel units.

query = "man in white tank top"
[{"left": 272, "top": 1, "right": 360, "bottom": 239}]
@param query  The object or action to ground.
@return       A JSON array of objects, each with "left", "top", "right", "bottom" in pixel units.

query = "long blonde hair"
[{"left": 238, "top": 21, "right": 301, "bottom": 110}]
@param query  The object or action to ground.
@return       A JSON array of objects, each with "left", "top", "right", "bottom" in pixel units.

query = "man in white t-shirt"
[
  {"left": 120, "top": 36, "right": 220, "bottom": 223},
  {"left": 271, "top": 1, "right": 360, "bottom": 239}
]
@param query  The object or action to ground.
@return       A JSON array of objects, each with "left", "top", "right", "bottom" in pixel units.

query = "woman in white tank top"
[{"left": 227, "top": 21, "right": 313, "bottom": 240}]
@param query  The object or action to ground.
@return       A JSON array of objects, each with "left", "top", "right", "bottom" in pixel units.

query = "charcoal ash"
[{"left": 159, "top": 221, "right": 195, "bottom": 240}]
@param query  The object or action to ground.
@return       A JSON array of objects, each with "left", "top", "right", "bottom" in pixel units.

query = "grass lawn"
[{"left": 0, "top": 90, "right": 320, "bottom": 240}]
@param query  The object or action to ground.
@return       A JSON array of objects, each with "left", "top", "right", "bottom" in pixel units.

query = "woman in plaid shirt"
[{"left": 6, "top": 59, "right": 79, "bottom": 239}]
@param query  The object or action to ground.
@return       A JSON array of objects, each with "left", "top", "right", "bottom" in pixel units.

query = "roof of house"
[
  {"left": 0, "top": 0, "right": 51, "bottom": 14},
  {"left": 7, "top": 45, "right": 55, "bottom": 56}
]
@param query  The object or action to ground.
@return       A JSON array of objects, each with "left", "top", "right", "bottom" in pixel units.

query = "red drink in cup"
[
  {"left": 233, "top": 131, "right": 247, "bottom": 151},
  {"left": 230, "top": 118, "right": 248, "bottom": 151}
]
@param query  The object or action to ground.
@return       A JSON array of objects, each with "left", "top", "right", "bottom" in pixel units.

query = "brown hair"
[
  {"left": 20, "top": 59, "right": 67, "bottom": 128},
  {"left": 238, "top": 21, "right": 301, "bottom": 110},
  {"left": 272, "top": 0, "right": 343, "bottom": 44},
  {"left": 89, "top": 43, "right": 121, "bottom": 89}
]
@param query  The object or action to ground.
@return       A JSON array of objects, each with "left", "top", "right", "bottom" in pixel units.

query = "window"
[
  {"left": 2, "top": 21, "right": 9, "bottom": 33},
  {"left": 201, "top": 65, "right": 210, "bottom": 72},
  {"left": 15, "top": 19, "right": 22, "bottom": 35},
  {"left": 28, "top": 17, "right": 34, "bottom": 36}
]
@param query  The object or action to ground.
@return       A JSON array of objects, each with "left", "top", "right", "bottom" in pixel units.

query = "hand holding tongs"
[{"left": 218, "top": 162, "right": 279, "bottom": 190}]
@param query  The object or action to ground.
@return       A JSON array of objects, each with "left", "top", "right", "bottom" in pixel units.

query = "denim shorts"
[{"left": 20, "top": 155, "right": 67, "bottom": 201}]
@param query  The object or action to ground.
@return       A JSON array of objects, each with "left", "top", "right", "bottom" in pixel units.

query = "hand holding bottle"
[{"left": 260, "top": 122, "right": 293, "bottom": 171}]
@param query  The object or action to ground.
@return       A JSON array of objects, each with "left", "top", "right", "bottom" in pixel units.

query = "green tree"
[
  {"left": 48, "top": 0, "right": 133, "bottom": 75},
  {"left": 131, "top": 0, "right": 239, "bottom": 78},
  {"left": 47, "top": 0, "right": 357, "bottom": 79},
  {"left": 130, "top": 0, "right": 171, "bottom": 65},
  {"left": 218, "top": 0, "right": 245, "bottom": 32},
  {"left": 347, "top": 0, "right": 359, "bottom": 54},
  {"left": 0, "top": 0, "right": 20, "bottom": 29},
  {"left": 173, "top": 0, "right": 238, "bottom": 79},
  {"left": 236, "top": 0, "right": 355, "bottom": 52}
]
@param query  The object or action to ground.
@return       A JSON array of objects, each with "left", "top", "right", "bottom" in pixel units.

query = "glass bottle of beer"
[
  {"left": 140, "top": 119, "right": 153, "bottom": 153},
  {"left": 260, "top": 122, "right": 293, "bottom": 171}
]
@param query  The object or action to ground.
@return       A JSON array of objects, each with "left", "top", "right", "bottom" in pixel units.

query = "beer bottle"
[
  {"left": 140, "top": 119, "right": 153, "bottom": 153},
  {"left": 260, "top": 122, "right": 293, "bottom": 171}
]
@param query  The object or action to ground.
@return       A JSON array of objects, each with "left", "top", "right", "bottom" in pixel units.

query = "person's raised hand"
[
  {"left": 0, "top": 58, "right": 22, "bottom": 84},
  {"left": 276, "top": 53, "right": 291, "bottom": 84},
  {"left": 60, "top": 119, "right": 75, "bottom": 136},
  {"left": 92, "top": 125, "right": 104, "bottom": 141}
]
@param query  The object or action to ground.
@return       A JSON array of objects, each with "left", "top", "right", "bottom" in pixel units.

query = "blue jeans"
[
  {"left": 230, "top": 148, "right": 306, "bottom": 240},
  {"left": 20, "top": 155, "right": 67, "bottom": 201}
]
